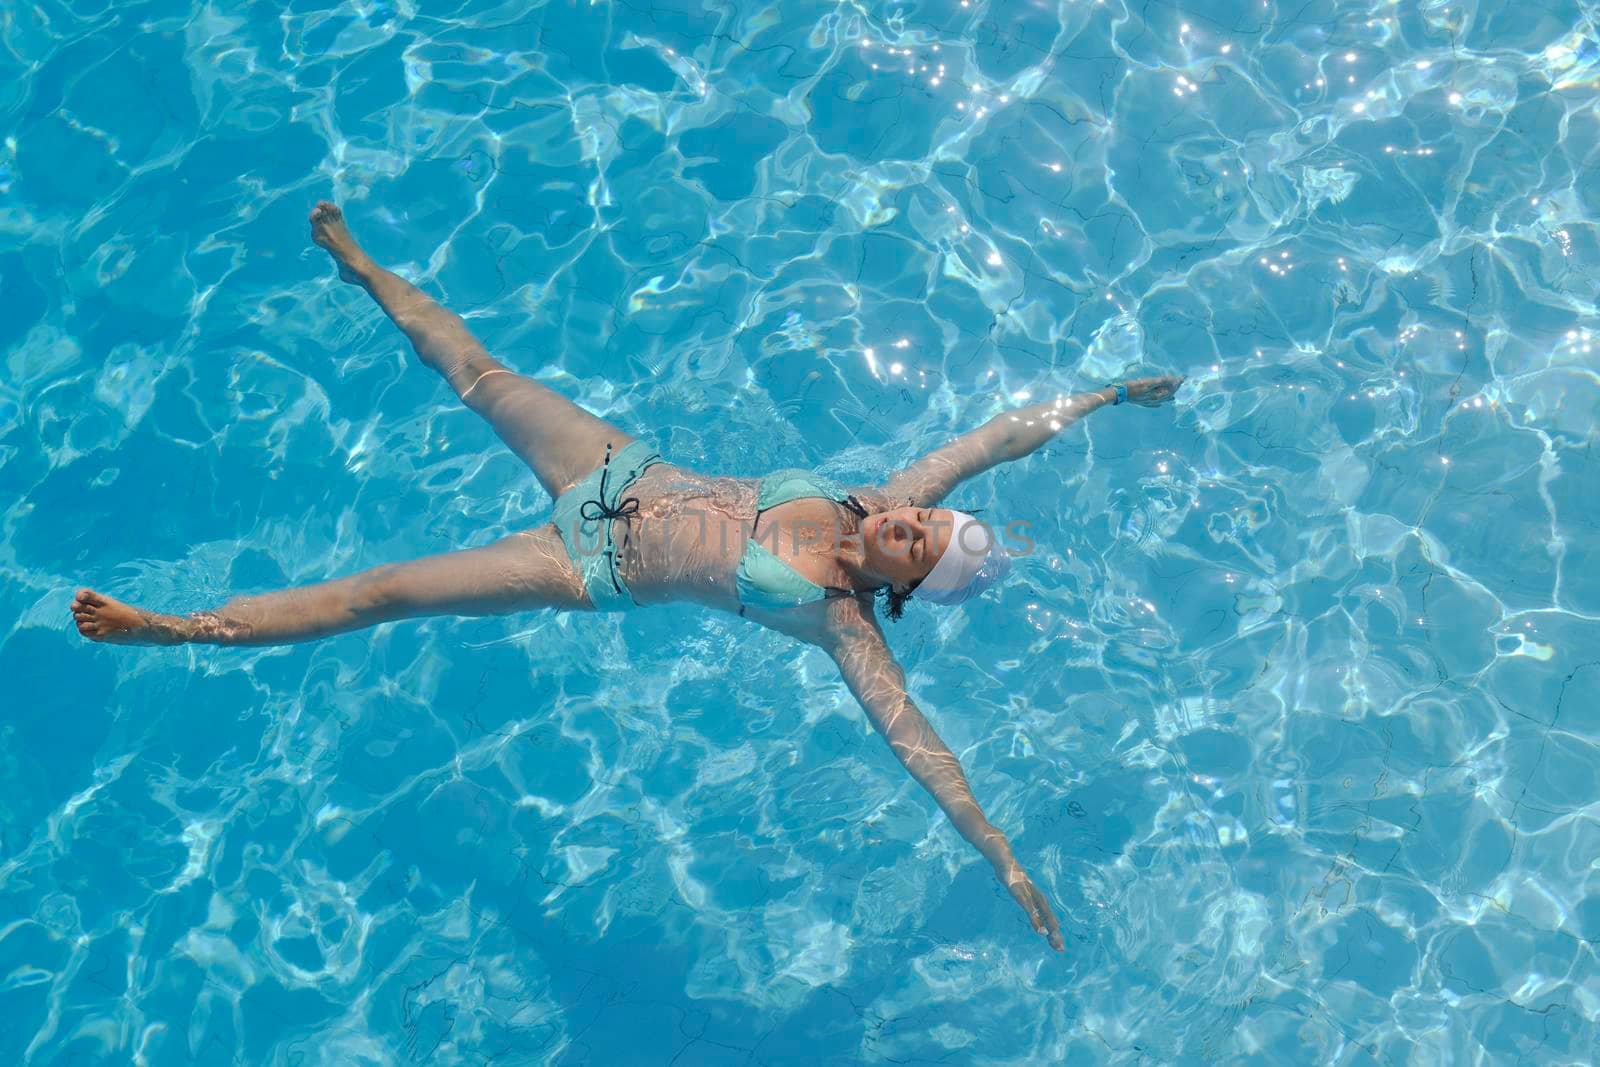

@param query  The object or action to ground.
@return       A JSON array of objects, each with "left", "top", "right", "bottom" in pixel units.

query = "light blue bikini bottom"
[{"left": 550, "top": 439, "right": 662, "bottom": 612}]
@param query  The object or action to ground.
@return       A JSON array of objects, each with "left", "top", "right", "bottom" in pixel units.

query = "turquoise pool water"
[{"left": 5, "top": 0, "right": 1600, "bottom": 1061}]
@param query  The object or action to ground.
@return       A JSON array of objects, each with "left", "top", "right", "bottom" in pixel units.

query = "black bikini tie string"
[
  {"left": 580, "top": 442, "right": 643, "bottom": 523},
  {"left": 580, "top": 442, "right": 643, "bottom": 595}
]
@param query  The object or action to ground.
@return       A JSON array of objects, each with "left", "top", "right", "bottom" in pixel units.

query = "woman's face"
[{"left": 860, "top": 507, "right": 956, "bottom": 589}]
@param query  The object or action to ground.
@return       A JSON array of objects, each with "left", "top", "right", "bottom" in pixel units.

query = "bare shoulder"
[{"left": 819, "top": 592, "right": 887, "bottom": 652}]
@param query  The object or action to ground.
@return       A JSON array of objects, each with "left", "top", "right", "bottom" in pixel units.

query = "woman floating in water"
[{"left": 73, "top": 202, "right": 1184, "bottom": 953}]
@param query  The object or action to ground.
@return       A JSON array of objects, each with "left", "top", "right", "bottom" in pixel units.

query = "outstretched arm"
[
  {"left": 825, "top": 600, "right": 1065, "bottom": 951},
  {"left": 881, "top": 376, "right": 1183, "bottom": 507}
]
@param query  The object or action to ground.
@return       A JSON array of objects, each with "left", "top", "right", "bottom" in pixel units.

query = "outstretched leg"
[
  {"left": 71, "top": 525, "right": 587, "bottom": 647},
  {"left": 310, "top": 202, "right": 632, "bottom": 499}
]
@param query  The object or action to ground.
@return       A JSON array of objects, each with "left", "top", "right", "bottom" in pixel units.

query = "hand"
[
  {"left": 1119, "top": 374, "right": 1186, "bottom": 408},
  {"left": 995, "top": 856, "right": 1065, "bottom": 952}
]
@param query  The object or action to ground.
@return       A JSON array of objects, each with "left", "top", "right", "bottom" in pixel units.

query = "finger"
[
  {"left": 1010, "top": 881, "right": 1049, "bottom": 936},
  {"left": 1025, "top": 885, "right": 1047, "bottom": 931},
  {"left": 1032, "top": 887, "right": 1064, "bottom": 949},
  {"left": 1007, "top": 882, "right": 1039, "bottom": 928},
  {"left": 1014, "top": 882, "right": 1062, "bottom": 950}
]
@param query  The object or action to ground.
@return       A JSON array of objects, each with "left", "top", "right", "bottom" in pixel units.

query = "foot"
[
  {"left": 1119, "top": 374, "right": 1185, "bottom": 408},
  {"left": 310, "top": 201, "right": 374, "bottom": 284},
  {"left": 71, "top": 588, "right": 156, "bottom": 645}
]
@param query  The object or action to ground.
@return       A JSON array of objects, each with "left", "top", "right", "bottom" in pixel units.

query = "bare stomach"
[{"left": 605, "top": 464, "right": 758, "bottom": 611}]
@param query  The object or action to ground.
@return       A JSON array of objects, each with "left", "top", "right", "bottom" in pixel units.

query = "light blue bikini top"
[{"left": 735, "top": 470, "right": 859, "bottom": 613}]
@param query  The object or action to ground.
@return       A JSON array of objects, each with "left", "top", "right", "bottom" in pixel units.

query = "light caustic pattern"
[{"left": 2, "top": 0, "right": 1599, "bottom": 1062}]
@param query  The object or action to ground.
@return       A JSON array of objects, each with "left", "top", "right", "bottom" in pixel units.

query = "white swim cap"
[{"left": 915, "top": 511, "right": 1011, "bottom": 606}]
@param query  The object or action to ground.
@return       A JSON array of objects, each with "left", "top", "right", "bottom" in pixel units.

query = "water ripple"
[{"left": 3, "top": 0, "right": 1600, "bottom": 1062}]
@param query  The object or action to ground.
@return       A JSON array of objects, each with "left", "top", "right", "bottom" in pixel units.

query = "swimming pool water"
[{"left": 4, "top": 0, "right": 1600, "bottom": 1062}]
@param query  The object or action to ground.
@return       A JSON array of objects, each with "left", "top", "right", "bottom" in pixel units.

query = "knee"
[{"left": 445, "top": 350, "right": 501, "bottom": 397}]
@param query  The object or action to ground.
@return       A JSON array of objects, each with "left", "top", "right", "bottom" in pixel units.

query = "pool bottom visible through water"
[{"left": 3, "top": 0, "right": 1600, "bottom": 1063}]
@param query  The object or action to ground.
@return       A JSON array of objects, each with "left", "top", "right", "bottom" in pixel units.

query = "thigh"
[
  {"left": 456, "top": 356, "right": 636, "bottom": 499},
  {"left": 372, "top": 524, "right": 592, "bottom": 617}
]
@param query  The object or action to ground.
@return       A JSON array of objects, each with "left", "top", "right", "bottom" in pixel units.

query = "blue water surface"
[{"left": 4, "top": 0, "right": 1600, "bottom": 1062}]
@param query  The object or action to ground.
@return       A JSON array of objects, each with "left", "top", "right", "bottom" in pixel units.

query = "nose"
[{"left": 889, "top": 516, "right": 928, "bottom": 554}]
